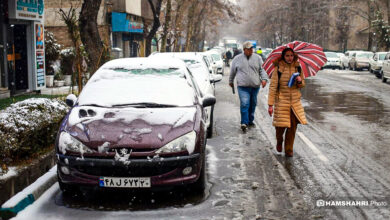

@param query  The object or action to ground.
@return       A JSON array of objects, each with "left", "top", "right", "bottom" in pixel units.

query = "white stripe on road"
[{"left": 297, "top": 131, "right": 329, "bottom": 162}]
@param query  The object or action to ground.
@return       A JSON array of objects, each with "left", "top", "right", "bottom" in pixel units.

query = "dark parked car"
[{"left": 56, "top": 57, "right": 216, "bottom": 194}]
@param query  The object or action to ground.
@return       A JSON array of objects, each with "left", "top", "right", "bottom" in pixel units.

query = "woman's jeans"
[{"left": 237, "top": 86, "right": 260, "bottom": 125}]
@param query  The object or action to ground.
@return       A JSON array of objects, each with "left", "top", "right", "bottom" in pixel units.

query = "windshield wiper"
[{"left": 112, "top": 103, "right": 178, "bottom": 108}]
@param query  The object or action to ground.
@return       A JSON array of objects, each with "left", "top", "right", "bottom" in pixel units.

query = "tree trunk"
[
  {"left": 185, "top": 1, "right": 197, "bottom": 51},
  {"left": 145, "top": 0, "right": 162, "bottom": 56},
  {"left": 161, "top": 0, "right": 171, "bottom": 52},
  {"left": 79, "top": 0, "right": 104, "bottom": 74}
]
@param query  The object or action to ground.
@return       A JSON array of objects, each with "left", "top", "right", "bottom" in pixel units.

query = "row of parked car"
[
  {"left": 324, "top": 50, "right": 389, "bottom": 83},
  {"left": 57, "top": 51, "right": 226, "bottom": 195}
]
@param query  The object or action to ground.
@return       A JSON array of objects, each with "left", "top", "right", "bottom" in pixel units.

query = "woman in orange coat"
[{"left": 268, "top": 48, "right": 307, "bottom": 157}]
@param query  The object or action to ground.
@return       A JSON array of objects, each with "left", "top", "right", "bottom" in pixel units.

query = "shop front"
[
  {"left": 0, "top": 0, "right": 45, "bottom": 97},
  {"left": 111, "top": 12, "right": 144, "bottom": 58}
]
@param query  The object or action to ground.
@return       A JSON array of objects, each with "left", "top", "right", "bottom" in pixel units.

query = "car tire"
[
  {"left": 376, "top": 71, "right": 382, "bottom": 78},
  {"left": 368, "top": 65, "right": 371, "bottom": 73},
  {"left": 191, "top": 147, "right": 206, "bottom": 193},
  {"left": 353, "top": 64, "right": 357, "bottom": 71},
  {"left": 383, "top": 74, "right": 388, "bottom": 83},
  {"left": 207, "top": 105, "right": 214, "bottom": 138}
]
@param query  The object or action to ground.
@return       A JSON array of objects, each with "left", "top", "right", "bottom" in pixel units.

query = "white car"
[
  {"left": 369, "top": 52, "right": 387, "bottom": 77},
  {"left": 150, "top": 52, "right": 222, "bottom": 138},
  {"left": 206, "top": 50, "right": 225, "bottom": 75},
  {"left": 324, "top": 52, "right": 342, "bottom": 69},
  {"left": 349, "top": 51, "right": 374, "bottom": 71},
  {"left": 341, "top": 50, "right": 364, "bottom": 69},
  {"left": 380, "top": 52, "right": 390, "bottom": 83}
]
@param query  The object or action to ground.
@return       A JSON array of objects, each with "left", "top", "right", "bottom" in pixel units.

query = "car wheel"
[
  {"left": 376, "top": 71, "right": 382, "bottom": 78},
  {"left": 207, "top": 105, "right": 214, "bottom": 138},
  {"left": 353, "top": 64, "right": 357, "bottom": 71},
  {"left": 191, "top": 147, "right": 206, "bottom": 193},
  {"left": 368, "top": 65, "right": 371, "bottom": 73},
  {"left": 349, "top": 64, "right": 352, "bottom": 70},
  {"left": 383, "top": 74, "right": 388, "bottom": 83}
]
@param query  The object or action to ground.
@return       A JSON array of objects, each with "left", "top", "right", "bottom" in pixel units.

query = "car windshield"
[
  {"left": 183, "top": 59, "right": 201, "bottom": 65},
  {"left": 110, "top": 68, "right": 181, "bottom": 75},
  {"left": 379, "top": 54, "right": 386, "bottom": 60},
  {"left": 77, "top": 67, "right": 197, "bottom": 107},
  {"left": 357, "top": 53, "right": 372, "bottom": 58},
  {"left": 325, "top": 52, "right": 338, "bottom": 58},
  {"left": 211, "top": 54, "right": 221, "bottom": 61}
]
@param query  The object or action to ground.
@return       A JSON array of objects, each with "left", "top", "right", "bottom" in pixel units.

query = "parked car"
[
  {"left": 263, "top": 48, "right": 273, "bottom": 58},
  {"left": 203, "top": 53, "right": 217, "bottom": 74},
  {"left": 380, "top": 52, "right": 390, "bottom": 83},
  {"left": 150, "top": 52, "right": 222, "bottom": 138},
  {"left": 348, "top": 51, "right": 374, "bottom": 71},
  {"left": 205, "top": 50, "right": 225, "bottom": 75},
  {"left": 324, "top": 52, "right": 342, "bottom": 69},
  {"left": 341, "top": 51, "right": 353, "bottom": 69},
  {"left": 369, "top": 52, "right": 387, "bottom": 77},
  {"left": 56, "top": 57, "right": 216, "bottom": 194}
]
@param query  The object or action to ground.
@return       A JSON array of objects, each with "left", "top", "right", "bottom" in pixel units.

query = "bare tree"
[
  {"left": 79, "top": 0, "right": 108, "bottom": 74},
  {"left": 144, "top": 0, "right": 163, "bottom": 56}
]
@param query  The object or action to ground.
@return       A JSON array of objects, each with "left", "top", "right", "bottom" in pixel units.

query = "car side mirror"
[
  {"left": 202, "top": 94, "right": 216, "bottom": 107},
  {"left": 210, "top": 74, "right": 222, "bottom": 83},
  {"left": 66, "top": 94, "right": 77, "bottom": 107}
]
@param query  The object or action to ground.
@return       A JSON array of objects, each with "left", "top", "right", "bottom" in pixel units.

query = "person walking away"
[
  {"left": 229, "top": 41, "right": 268, "bottom": 132},
  {"left": 225, "top": 50, "right": 233, "bottom": 67},
  {"left": 267, "top": 48, "right": 307, "bottom": 157},
  {"left": 256, "top": 47, "right": 266, "bottom": 61}
]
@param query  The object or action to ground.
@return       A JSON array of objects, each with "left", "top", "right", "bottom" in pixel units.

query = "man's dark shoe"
[
  {"left": 248, "top": 122, "right": 256, "bottom": 128},
  {"left": 241, "top": 124, "right": 247, "bottom": 132}
]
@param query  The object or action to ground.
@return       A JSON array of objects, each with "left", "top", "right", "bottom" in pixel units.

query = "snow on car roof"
[
  {"left": 77, "top": 57, "right": 198, "bottom": 107},
  {"left": 100, "top": 57, "right": 188, "bottom": 70}
]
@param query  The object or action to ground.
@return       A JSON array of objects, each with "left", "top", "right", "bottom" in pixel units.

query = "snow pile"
[{"left": 0, "top": 98, "right": 68, "bottom": 161}]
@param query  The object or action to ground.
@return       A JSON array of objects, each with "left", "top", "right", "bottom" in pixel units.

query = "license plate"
[{"left": 99, "top": 177, "right": 151, "bottom": 188}]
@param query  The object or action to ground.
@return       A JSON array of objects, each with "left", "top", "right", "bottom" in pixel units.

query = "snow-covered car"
[
  {"left": 380, "top": 52, "right": 390, "bottom": 82},
  {"left": 206, "top": 50, "right": 225, "bottom": 75},
  {"left": 369, "top": 52, "right": 387, "bottom": 76},
  {"left": 202, "top": 53, "right": 217, "bottom": 74},
  {"left": 324, "top": 52, "right": 342, "bottom": 69},
  {"left": 56, "top": 57, "right": 216, "bottom": 194},
  {"left": 336, "top": 52, "right": 346, "bottom": 69},
  {"left": 150, "top": 52, "right": 222, "bottom": 138},
  {"left": 263, "top": 48, "right": 273, "bottom": 58},
  {"left": 348, "top": 51, "right": 373, "bottom": 71}
]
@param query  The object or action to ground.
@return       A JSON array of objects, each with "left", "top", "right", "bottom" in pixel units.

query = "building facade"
[{"left": 1, "top": 0, "right": 46, "bottom": 98}]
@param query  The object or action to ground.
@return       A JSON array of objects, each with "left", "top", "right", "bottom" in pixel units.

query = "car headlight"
[
  {"left": 155, "top": 131, "right": 197, "bottom": 154},
  {"left": 58, "top": 132, "right": 96, "bottom": 154}
]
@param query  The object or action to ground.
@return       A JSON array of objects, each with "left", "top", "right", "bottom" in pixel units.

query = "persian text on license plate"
[{"left": 99, "top": 177, "right": 151, "bottom": 188}]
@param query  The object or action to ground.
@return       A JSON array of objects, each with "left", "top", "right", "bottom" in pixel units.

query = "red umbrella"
[{"left": 262, "top": 41, "right": 327, "bottom": 78}]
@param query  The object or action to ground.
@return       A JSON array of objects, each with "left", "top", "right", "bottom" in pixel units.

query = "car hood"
[{"left": 63, "top": 106, "right": 197, "bottom": 150}]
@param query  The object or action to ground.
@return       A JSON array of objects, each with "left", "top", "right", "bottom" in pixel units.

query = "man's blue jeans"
[{"left": 237, "top": 86, "right": 260, "bottom": 125}]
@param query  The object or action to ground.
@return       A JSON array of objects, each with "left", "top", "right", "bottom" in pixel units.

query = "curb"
[{"left": 0, "top": 166, "right": 57, "bottom": 219}]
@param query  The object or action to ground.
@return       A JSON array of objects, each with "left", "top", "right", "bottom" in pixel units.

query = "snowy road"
[{"left": 12, "top": 68, "right": 390, "bottom": 219}]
